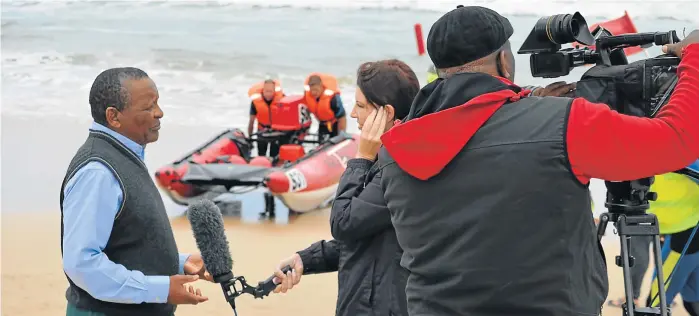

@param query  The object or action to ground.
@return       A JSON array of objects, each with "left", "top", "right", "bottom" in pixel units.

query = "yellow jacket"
[{"left": 648, "top": 172, "right": 699, "bottom": 234}]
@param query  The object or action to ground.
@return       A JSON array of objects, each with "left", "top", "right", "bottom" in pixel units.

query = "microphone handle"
[{"left": 256, "top": 265, "right": 292, "bottom": 297}]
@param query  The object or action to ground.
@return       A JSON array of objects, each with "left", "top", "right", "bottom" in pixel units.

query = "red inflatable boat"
[{"left": 154, "top": 94, "right": 359, "bottom": 215}]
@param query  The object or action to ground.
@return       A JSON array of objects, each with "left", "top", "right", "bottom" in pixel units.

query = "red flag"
[{"left": 574, "top": 11, "right": 644, "bottom": 56}]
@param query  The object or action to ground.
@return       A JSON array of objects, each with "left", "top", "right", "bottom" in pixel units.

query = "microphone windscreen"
[{"left": 186, "top": 199, "right": 233, "bottom": 278}]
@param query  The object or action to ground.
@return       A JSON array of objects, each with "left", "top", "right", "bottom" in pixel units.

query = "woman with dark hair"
[{"left": 271, "top": 59, "right": 420, "bottom": 316}]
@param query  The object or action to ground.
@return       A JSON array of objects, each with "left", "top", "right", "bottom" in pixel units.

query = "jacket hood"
[{"left": 380, "top": 73, "right": 531, "bottom": 180}]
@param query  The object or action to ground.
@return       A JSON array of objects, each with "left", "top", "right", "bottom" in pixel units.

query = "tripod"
[{"left": 596, "top": 178, "right": 670, "bottom": 316}]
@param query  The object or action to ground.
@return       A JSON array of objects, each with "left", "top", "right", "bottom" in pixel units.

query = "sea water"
[{"left": 2, "top": 0, "right": 698, "bottom": 222}]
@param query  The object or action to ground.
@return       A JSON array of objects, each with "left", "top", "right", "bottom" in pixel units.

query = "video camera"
[
  {"left": 518, "top": 12, "right": 681, "bottom": 118},
  {"left": 518, "top": 12, "right": 687, "bottom": 316}
]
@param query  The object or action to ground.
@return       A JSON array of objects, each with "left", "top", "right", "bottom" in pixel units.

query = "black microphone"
[{"left": 186, "top": 199, "right": 291, "bottom": 314}]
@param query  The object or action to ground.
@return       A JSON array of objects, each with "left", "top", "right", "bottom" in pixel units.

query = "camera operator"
[{"left": 376, "top": 5, "right": 699, "bottom": 316}]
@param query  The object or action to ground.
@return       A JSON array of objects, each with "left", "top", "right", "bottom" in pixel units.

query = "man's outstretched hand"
[
  {"left": 184, "top": 253, "right": 214, "bottom": 282},
  {"left": 168, "top": 275, "right": 209, "bottom": 305}
]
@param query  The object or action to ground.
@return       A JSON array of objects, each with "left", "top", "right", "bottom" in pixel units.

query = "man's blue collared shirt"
[{"left": 62, "top": 121, "right": 190, "bottom": 304}]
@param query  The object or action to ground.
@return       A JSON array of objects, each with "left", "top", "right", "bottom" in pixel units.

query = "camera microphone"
[{"left": 186, "top": 199, "right": 291, "bottom": 314}]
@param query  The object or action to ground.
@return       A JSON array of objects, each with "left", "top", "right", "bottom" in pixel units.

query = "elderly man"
[
  {"left": 61, "top": 67, "right": 212, "bottom": 316},
  {"left": 377, "top": 5, "right": 699, "bottom": 316}
]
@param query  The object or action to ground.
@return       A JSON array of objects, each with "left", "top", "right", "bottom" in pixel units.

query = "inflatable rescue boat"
[{"left": 154, "top": 94, "right": 359, "bottom": 215}]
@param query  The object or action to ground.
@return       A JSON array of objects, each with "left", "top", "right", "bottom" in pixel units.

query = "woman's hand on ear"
[{"left": 356, "top": 106, "right": 389, "bottom": 161}]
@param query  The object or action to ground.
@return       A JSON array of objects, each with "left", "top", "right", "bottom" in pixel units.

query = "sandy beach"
[
  {"left": 0, "top": 208, "right": 688, "bottom": 316},
  {"left": 1, "top": 210, "right": 340, "bottom": 316}
]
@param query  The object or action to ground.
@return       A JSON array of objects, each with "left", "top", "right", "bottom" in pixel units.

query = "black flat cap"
[{"left": 427, "top": 5, "right": 513, "bottom": 68}]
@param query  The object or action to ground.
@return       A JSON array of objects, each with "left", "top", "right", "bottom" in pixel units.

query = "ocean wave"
[
  {"left": 1, "top": 57, "right": 359, "bottom": 128},
  {"left": 2, "top": 51, "right": 102, "bottom": 67},
  {"left": 5, "top": 0, "right": 699, "bottom": 22},
  {"left": 1, "top": 48, "right": 363, "bottom": 85},
  {"left": 2, "top": 21, "right": 19, "bottom": 28},
  {"left": 1, "top": 50, "right": 232, "bottom": 73}
]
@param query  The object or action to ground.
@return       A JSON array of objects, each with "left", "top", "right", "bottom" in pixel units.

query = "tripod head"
[{"left": 604, "top": 178, "right": 658, "bottom": 215}]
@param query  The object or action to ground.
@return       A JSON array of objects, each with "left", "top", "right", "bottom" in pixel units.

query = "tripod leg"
[
  {"left": 619, "top": 232, "right": 637, "bottom": 316},
  {"left": 652, "top": 234, "right": 669, "bottom": 316}
]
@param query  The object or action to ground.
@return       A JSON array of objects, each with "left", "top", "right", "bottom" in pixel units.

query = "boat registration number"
[{"left": 285, "top": 169, "right": 308, "bottom": 193}]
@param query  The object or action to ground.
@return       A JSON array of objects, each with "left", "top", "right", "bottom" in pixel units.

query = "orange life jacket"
[
  {"left": 303, "top": 73, "right": 341, "bottom": 124},
  {"left": 248, "top": 80, "right": 284, "bottom": 129}
]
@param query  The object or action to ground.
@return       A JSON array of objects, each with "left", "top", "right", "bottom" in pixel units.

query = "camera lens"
[
  {"left": 542, "top": 12, "right": 592, "bottom": 45},
  {"left": 518, "top": 11, "right": 595, "bottom": 55},
  {"left": 548, "top": 14, "right": 574, "bottom": 43}
]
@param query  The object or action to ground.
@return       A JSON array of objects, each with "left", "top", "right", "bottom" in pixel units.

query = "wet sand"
[
  {"left": 1, "top": 211, "right": 338, "bottom": 316},
  {"left": 1, "top": 210, "right": 689, "bottom": 316}
]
